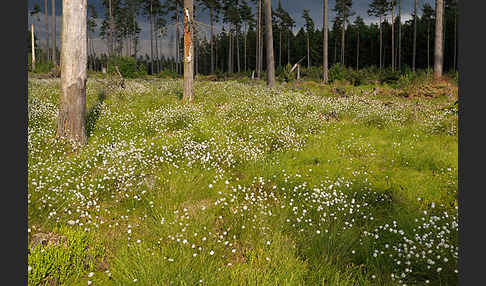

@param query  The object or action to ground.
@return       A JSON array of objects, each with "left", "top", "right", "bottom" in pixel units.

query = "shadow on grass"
[{"left": 86, "top": 90, "right": 106, "bottom": 138}]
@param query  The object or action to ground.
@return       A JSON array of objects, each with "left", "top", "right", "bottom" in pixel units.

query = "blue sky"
[{"left": 28, "top": 0, "right": 436, "bottom": 58}]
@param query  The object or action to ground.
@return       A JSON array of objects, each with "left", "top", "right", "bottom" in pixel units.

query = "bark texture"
[
  {"left": 56, "top": 0, "right": 88, "bottom": 145},
  {"left": 434, "top": 0, "right": 444, "bottom": 80},
  {"left": 183, "top": 0, "right": 194, "bottom": 101},
  {"left": 264, "top": 0, "right": 276, "bottom": 88},
  {"left": 52, "top": 0, "right": 57, "bottom": 66},
  {"left": 323, "top": 0, "right": 328, "bottom": 83}
]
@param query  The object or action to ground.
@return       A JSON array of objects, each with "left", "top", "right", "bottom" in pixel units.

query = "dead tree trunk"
[
  {"left": 323, "top": 0, "right": 328, "bottom": 83},
  {"left": 397, "top": 0, "right": 401, "bottom": 70},
  {"left": 210, "top": 7, "right": 214, "bottom": 74},
  {"left": 52, "top": 0, "right": 57, "bottom": 66},
  {"left": 44, "top": 0, "right": 50, "bottom": 63},
  {"left": 434, "top": 0, "right": 444, "bottom": 80},
  {"left": 183, "top": 0, "right": 194, "bottom": 101},
  {"left": 56, "top": 0, "right": 88, "bottom": 146},
  {"left": 264, "top": 0, "right": 276, "bottom": 87},
  {"left": 413, "top": 0, "right": 417, "bottom": 72}
]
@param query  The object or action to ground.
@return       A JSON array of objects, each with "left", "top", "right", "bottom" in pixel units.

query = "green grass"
[{"left": 28, "top": 77, "right": 458, "bottom": 285}]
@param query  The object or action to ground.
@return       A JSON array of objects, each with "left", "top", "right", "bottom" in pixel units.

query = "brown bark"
[
  {"left": 379, "top": 15, "right": 382, "bottom": 68},
  {"left": 257, "top": 0, "right": 261, "bottom": 78},
  {"left": 413, "top": 0, "right": 417, "bottom": 72},
  {"left": 341, "top": 0, "right": 345, "bottom": 65},
  {"left": 356, "top": 29, "right": 359, "bottom": 71},
  {"left": 56, "top": 0, "right": 88, "bottom": 146},
  {"left": 323, "top": 0, "right": 328, "bottom": 83},
  {"left": 183, "top": 0, "right": 194, "bottom": 101},
  {"left": 44, "top": 0, "right": 50, "bottom": 63},
  {"left": 210, "top": 7, "right": 214, "bottom": 74},
  {"left": 264, "top": 0, "right": 276, "bottom": 87},
  {"left": 52, "top": 0, "right": 57, "bottom": 66},
  {"left": 150, "top": 0, "right": 154, "bottom": 74},
  {"left": 398, "top": 0, "right": 401, "bottom": 70},
  {"left": 434, "top": 0, "right": 444, "bottom": 80}
]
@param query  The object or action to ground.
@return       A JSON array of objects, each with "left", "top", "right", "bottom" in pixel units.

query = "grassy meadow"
[{"left": 28, "top": 75, "right": 458, "bottom": 285}]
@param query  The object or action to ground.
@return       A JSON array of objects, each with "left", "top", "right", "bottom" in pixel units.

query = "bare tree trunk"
[
  {"left": 176, "top": 6, "right": 180, "bottom": 74},
  {"left": 149, "top": 0, "right": 154, "bottom": 74},
  {"left": 237, "top": 27, "right": 241, "bottom": 73},
  {"left": 210, "top": 7, "right": 214, "bottom": 74},
  {"left": 323, "top": 0, "right": 328, "bottom": 83},
  {"left": 183, "top": 0, "right": 194, "bottom": 101},
  {"left": 453, "top": 7, "right": 457, "bottom": 72},
  {"left": 341, "top": 13, "right": 345, "bottom": 65},
  {"left": 279, "top": 29, "right": 282, "bottom": 68},
  {"left": 31, "top": 24, "right": 36, "bottom": 71},
  {"left": 379, "top": 14, "right": 382, "bottom": 68},
  {"left": 264, "top": 0, "right": 276, "bottom": 87},
  {"left": 194, "top": 3, "right": 198, "bottom": 76},
  {"left": 44, "top": 0, "right": 50, "bottom": 63},
  {"left": 244, "top": 24, "right": 247, "bottom": 72},
  {"left": 413, "top": 0, "right": 417, "bottom": 72},
  {"left": 391, "top": 1, "right": 395, "bottom": 71},
  {"left": 57, "top": 0, "right": 88, "bottom": 145},
  {"left": 257, "top": 0, "right": 261, "bottom": 78},
  {"left": 356, "top": 29, "right": 359, "bottom": 71},
  {"left": 228, "top": 24, "right": 232, "bottom": 73},
  {"left": 427, "top": 21, "right": 430, "bottom": 69},
  {"left": 52, "top": 0, "right": 57, "bottom": 66},
  {"left": 434, "top": 0, "right": 444, "bottom": 80},
  {"left": 398, "top": 0, "right": 401, "bottom": 70}
]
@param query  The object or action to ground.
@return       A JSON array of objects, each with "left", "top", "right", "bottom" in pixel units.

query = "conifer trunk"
[
  {"left": 434, "top": 0, "right": 444, "bottom": 80},
  {"left": 52, "top": 0, "right": 57, "bottom": 66},
  {"left": 56, "top": 0, "right": 88, "bottom": 146},
  {"left": 264, "top": 0, "right": 276, "bottom": 87},
  {"left": 323, "top": 0, "right": 328, "bottom": 83},
  {"left": 44, "top": 0, "right": 50, "bottom": 63},
  {"left": 183, "top": 0, "right": 194, "bottom": 101}
]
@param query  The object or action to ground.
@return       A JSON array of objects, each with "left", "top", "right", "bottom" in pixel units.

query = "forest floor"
[{"left": 28, "top": 76, "right": 458, "bottom": 286}]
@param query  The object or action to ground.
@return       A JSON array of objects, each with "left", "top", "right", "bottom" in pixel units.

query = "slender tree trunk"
[
  {"left": 453, "top": 7, "right": 457, "bottom": 72},
  {"left": 413, "top": 0, "right": 417, "bottom": 72},
  {"left": 52, "top": 0, "right": 57, "bottom": 66},
  {"left": 176, "top": 6, "right": 180, "bottom": 74},
  {"left": 391, "top": 1, "right": 395, "bottom": 71},
  {"left": 183, "top": 0, "right": 194, "bottom": 101},
  {"left": 44, "top": 0, "right": 50, "bottom": 63},
  {"left": 149, "top": 0, "right": 154, "bottom": 74},
  {"left": 398, "top": 0, "right": 401, "bottom": 70},
  {"left": 237, "top": 27, "right": 241, "bottom": 73},
  {"left": 257, "top": 0, "right": 261, "bottom": 78},
  {"left": 228, "top": 24, "right": 232, "bottom": 73},
  {"left": 259, "top": 0, "right": 263, "bottom": 78},
  {"left": 244, "top": 25, "right": 247, "bottom": 72},
  {"left": 356, "top": 29, "right": 359, "bottom": 71},
  {"left": 427, "top": 21, "right": 430, "bottom": 69},
  {"left": 57, "top": 0, "right": 88, "bottom": 145},
  {"left": 109, "top": 0, "right": 114, "bottom": 57},
  {"left": 279, "top": 29, "right": 282, "bottom": 68},
  {"left": 323, "top": 0, "right": 328, "bottom": 83},
  {"left": 210, "top": 7, "right": 214, "bottom": 74},
  {"left": 434, "top": 0, "right": 444, "bottom": 80},
  {"left": 31, "top": 24, "right": 36, "bottom": 71},
  {"left": 264, "top": 0, "right": 275, "bottom": 87},
  {"left": 341, "top": 14, "right": 345, "bottom": 65},
  {"left": 194, "top": 3, "right": 198, "bottom": 76},
  {"left": 379, "top": 15, "right": 382, "bottom": 68}
]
